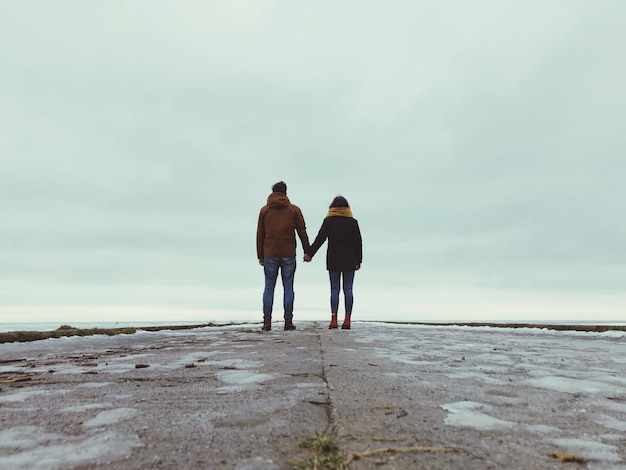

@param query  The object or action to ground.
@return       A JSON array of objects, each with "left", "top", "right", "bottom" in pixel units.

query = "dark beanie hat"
[{"left": 329, "top": 196, "right": 349, "bottom": 208}]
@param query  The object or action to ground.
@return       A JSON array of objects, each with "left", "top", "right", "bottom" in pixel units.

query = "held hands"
[{"left": 301, "top": 255, "right": 359, "bottom": 270}]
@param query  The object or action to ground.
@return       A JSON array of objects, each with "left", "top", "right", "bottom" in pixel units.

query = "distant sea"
[{"left": 0, "top": 320, "right": 624, "bottom": 333}]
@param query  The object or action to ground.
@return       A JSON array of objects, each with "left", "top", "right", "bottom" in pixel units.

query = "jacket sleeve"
[
  {"left": 353, "top": 219, "right": 363, "bottom": 264},
  {"left": 256, "top": 210, "right": 265, "bottom": 260},
  {"left": 306, "top": 219, "right": 328, "bottom": 258},
  {"left": 295, "top": 207, "right": 310, "bottom": 252}
]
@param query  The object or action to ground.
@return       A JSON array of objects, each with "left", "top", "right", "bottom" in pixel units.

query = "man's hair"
[
  {"left": 329, "top": 195, "right": 349, "bottom": 208},
  {"left": 272, "top": 181, "right": 287, "bottom": 193}
]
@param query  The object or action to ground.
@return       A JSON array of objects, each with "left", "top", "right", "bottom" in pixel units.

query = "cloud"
[{"left": 1, "top": 1, "right": 625, "bottom": 321}]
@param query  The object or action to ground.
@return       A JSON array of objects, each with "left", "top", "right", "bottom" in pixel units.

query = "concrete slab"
[{"left": 1, "top": 322, "right": 625, "bottom": 469}]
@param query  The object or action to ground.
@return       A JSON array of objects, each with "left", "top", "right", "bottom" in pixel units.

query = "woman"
[{"left": 304, "top": 196, "right": 362, "bottom": 329}]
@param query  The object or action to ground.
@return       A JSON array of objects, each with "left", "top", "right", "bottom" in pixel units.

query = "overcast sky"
[{"left": 2, "top": 1, "right": 625, "bottom": 324}]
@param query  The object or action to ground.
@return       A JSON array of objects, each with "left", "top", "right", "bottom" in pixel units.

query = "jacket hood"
[{"left": 267, "top": 192, "right": 290, "bottom": 209}]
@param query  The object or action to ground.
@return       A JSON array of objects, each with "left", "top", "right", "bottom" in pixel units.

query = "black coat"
[{"left": 307, "top": 216, "right": 362, "bottom": 271}]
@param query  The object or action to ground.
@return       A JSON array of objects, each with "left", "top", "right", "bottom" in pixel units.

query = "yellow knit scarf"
[{"left": 326, "top": 207, "right": 353, "bottom": 218}]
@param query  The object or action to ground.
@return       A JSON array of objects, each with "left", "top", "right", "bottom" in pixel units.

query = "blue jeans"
[
  {"left": 329, "top": 270, "right": 355, "bottom": 315},
  {"left": 263, "top": 257, "right": 296, "bottom": 319}
]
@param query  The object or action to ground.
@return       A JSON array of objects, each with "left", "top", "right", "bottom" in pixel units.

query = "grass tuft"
[{"left": 295, "top": 429, "right": 347, "bottom": 470}]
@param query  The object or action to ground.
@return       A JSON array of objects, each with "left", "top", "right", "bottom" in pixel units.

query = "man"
[{"left": 256, "top": 181, "right": 310, "bottom": 331}]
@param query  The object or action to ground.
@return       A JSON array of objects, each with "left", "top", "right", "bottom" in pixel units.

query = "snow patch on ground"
[
  {"left": 84, "top": 408, "right": 139, "bottom": 427},
  {"left": 215, "top": 370, "right": 278, "bottom": 393},
  {"left": 594, "top": 414, "right": 626, "bottom": 432},
  {"left": 0, "top": 430, "right": 142, "bottom": 469},
  {"left": 551, "top": 438, "right": 621, "bottom": 463},
  {"left": 524, "top": 376, "right": 623, "bottom": 395},
  {"left": 0, "top": 389, "right": 69, "bottom": 403},
  {"left": 0, "top": 426, "right": 62, "bottom": 450},
  {"left": 442, "top": 401, "right": 516, "bottom": 430}
]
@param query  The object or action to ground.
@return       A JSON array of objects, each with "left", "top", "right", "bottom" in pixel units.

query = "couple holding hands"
[{"left": 256, "top": 181, "right": 363, "bottom": 331}]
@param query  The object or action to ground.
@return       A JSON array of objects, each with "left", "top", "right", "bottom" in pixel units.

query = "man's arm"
[
  {"left": 256, "top": 210, "right": 266, "bottom": 264},
  {"left": 294, "top": 207, "right": 310, "bottom": 253}
]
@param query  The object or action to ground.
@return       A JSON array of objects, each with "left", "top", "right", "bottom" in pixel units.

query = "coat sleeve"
[
  {"left": 306, "top": 219, "right": 328, "bottom": 258},
  {"left": 294, "top": 207, "right": 310, "bottom": 252},
  {"left": 353, "top": 219, "right": 363, "bottom": 264},
  {"left": 256, "top": 210, "right": 266, "bottom": 260}
]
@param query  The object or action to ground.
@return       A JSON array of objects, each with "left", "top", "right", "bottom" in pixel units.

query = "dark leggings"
[{"left": 329, "top": 270, "right": 355, "bottom": 315}]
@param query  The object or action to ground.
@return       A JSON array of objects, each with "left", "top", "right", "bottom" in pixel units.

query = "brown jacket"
[{"left": 257, "top": 192, "right": 310, "bottom": 259}]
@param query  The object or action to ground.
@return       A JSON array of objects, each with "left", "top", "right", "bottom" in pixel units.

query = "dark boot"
[
  {"left": 341, "top": 315, "right": 351, "bottom": 330},
  {"left": 262, "top": 317, "right": 272, "bottom": 331},
  {"left": 284, "top": 318, "right": 296, "bottom": 330},
  {"left": 328, "top": 314, "right": 338, "bottom": 329}
]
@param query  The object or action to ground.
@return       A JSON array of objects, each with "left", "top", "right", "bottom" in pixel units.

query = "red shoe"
[
  {"left": 341, "top": 315, "right": 351, "bottom": 329},
  {"left": 328, "top": 314, "right": 338, "bottom": 329}
]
